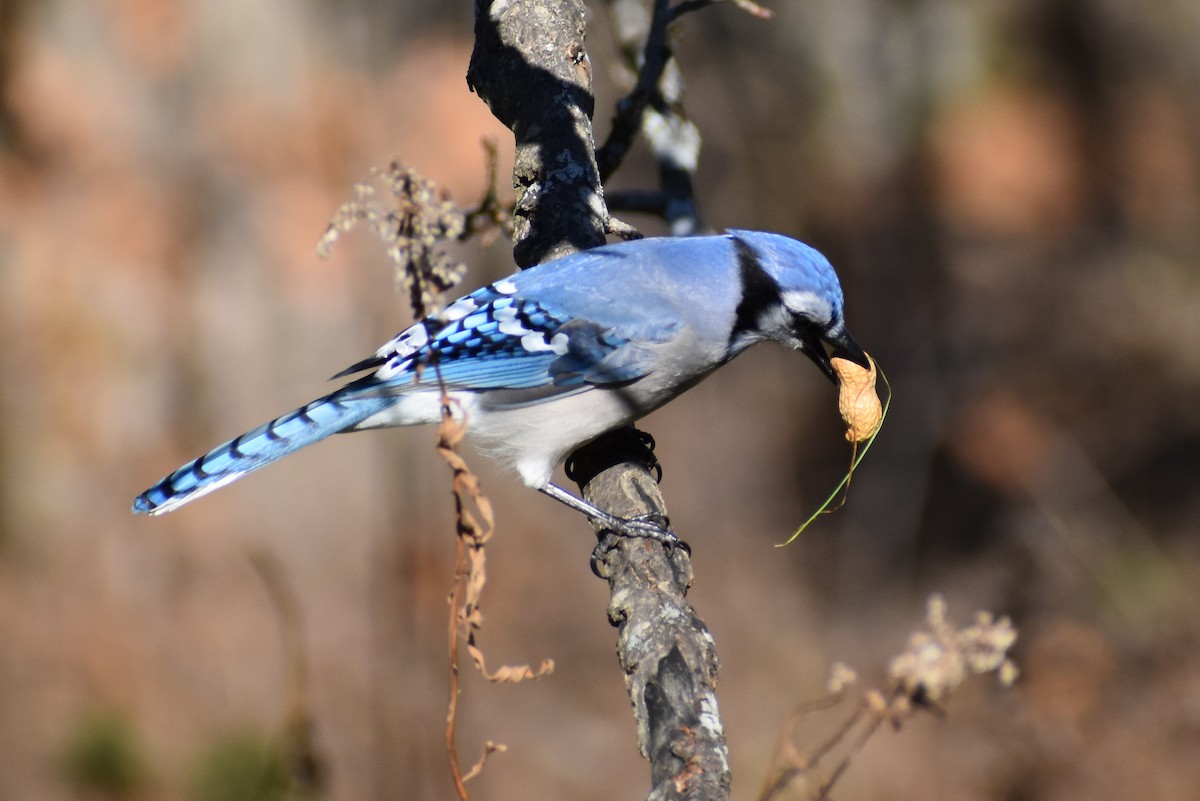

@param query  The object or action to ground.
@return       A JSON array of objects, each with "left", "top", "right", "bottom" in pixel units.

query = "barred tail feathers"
[{"left": 132, "top": 392, "right": 396, "bottom": 515}]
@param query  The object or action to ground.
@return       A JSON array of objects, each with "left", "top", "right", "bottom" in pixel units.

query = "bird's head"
[{"left": 728, "top": 230, "right": 869, "bottom": 382}]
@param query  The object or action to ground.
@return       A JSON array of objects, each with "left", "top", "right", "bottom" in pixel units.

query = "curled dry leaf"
[{"left": 832, "top": 354, "right": 883, "bottom": 442}]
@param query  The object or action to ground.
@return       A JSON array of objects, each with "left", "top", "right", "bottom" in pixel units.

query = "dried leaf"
[
  {"left": 460, "top": 742, "right": 508, "bottom": 784},
  {"left": 466, "top": 641, "right": 555, "bottom": 684}
]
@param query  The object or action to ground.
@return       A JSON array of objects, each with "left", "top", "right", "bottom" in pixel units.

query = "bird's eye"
[
  {"left": 790, "top": 314, "right": 825, "bottom": 339},
  {"left": 781, "top": 290, "right": 833, "bottom": 329}
]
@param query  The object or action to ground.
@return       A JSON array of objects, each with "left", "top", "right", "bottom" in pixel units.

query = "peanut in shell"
[{"left": 832, "top": 354, "right": 883, "bottom": 442}]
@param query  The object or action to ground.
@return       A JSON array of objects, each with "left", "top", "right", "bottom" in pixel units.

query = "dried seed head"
[
  {"left": 887, "top": 595, "right": 1019, "bottom": 702},
  {"left": 827, "top": 662, "right": 858, "bottom": 694}
]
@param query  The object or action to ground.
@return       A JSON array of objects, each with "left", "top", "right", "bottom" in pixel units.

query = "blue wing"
[{"left": 335, "top": 280, "right": 678, "bottom": 405}]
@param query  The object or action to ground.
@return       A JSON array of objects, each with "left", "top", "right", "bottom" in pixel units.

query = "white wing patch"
[
  {"left": 373, "top": 325, "right": 430, "bottom": 379},
  {"left": 498, "top": 318, "right": 528, "bottom": 336},
  {"left": 442, "top": 297, "right": 480, "bottom": 322},
  {"left": 375, "top": 324, "right": 429, "bottom": 360},
  {"left": 516, "top": 331, "right": 570, "bottom": 354},
  {"left": 520, "top": 332, "right": 556, "bottom": 353}
]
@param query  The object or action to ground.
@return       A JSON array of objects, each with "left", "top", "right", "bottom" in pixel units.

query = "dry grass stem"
[{"left": 438, "top": 401, "right": 552, "bottom": 801}]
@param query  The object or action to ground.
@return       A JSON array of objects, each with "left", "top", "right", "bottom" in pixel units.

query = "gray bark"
[{"left": 467, "top": 2, "right": 730, "bottom": 798}]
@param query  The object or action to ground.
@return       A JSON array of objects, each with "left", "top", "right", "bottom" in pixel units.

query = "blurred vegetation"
[
  {"left": 188, "top": 733, "right": 286, "bottom": 801},
  {"left": 1, "top": 0, "right": 1199, "bottom": 800},
  {"left": 60, "top": 708, "right": 149, "bottom": 798}
]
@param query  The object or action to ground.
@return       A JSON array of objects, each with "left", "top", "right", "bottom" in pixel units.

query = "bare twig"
[
  {"left": 600, "top": 0, "right": 771, "bottom": 230},
  {"left": 606, "top": 189, "right": 672, "bottom": 217},
  {"left": 606, "top": 215, "right": 646, "bottom": 240},
  {"left": 599, "top": 0, "right": 742, "bottom": 235},
  {"left": 596, "top": 0, "right": 676, "bottom": 182},
  {"left": 459, "top": 138, "right": 514, "bottom": 244}
]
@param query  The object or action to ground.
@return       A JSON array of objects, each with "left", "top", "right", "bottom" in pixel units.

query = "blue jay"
[{"left": 133, "top": 230, "right": 868, "bottom": 541}]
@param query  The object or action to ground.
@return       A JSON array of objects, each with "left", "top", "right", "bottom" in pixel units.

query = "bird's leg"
[{"left": 538, "top": 482, "right": 678, "bottom": 547}]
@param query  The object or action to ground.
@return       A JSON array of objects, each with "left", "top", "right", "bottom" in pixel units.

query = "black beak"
[{"left": 800, "top": 326, "right": 869, "bottom": 383}]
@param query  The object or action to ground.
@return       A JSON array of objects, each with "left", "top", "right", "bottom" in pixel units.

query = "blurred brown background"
[{"left": 2, "top": 0, "right": 1199, "bottom": 799}]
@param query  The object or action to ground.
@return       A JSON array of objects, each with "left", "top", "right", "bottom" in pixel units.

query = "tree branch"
[
  {"left": 571, "top": 432, "right": 731, "bottom": 801},
  {"left": 467, "top": 2, "right": 730, "bottom": 798},
  {"left": 467, "top": 0, "right": 607, "bottom": 265}
]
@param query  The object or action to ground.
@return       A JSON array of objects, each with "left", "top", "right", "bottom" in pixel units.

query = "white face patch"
[
  {"left": 781, "top": 290, "right": 833, "bottom": 328},
  {"left": 755, "top": 303, "right": 794, "bottom": 338}
]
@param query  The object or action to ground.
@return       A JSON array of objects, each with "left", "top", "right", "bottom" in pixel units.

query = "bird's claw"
[
  {"left": 589, "top": 512, "right": 691, "bottom": 576},
  {"left": 615, "top": 512, "right": 677, "bottom": 546}
]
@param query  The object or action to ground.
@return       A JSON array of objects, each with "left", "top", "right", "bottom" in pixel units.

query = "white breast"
[{"left": 467, "top": 387, "right": 648, "bottom": 487}]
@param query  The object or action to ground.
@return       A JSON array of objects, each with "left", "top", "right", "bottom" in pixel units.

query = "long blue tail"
[{"left": 132, "top": 392, "right": 395, "bottom": 515}]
